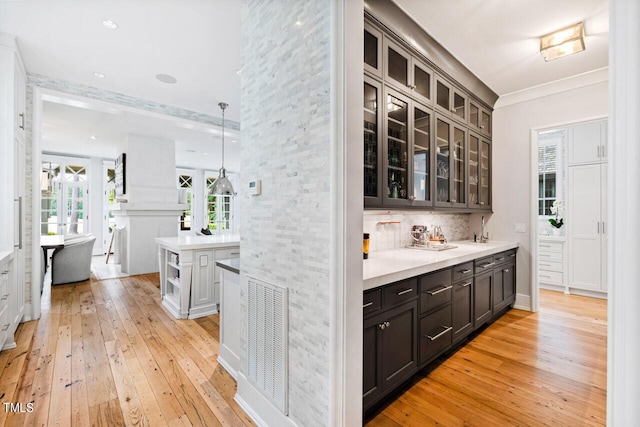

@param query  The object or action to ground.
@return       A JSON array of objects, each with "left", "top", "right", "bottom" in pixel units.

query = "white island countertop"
[
  {"left": 364, "top": 240, "right": 518, "bottom": 291},
  {"left": 155, "top": 234, "right": 240, "bottom": 250}
]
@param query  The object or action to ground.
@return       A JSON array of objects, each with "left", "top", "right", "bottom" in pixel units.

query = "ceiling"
[{"left": 0, "top": 1, "right": 608, "bottom": 171}]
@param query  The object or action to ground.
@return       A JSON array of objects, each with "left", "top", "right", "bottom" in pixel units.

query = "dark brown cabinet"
[
  {"left": 468, "top": 132, "right": 491, "bottom": 210},
  {"left": 451, "top": 262, "right": 474, "bottom": 343},
  {"left": 493, "top": 251, "right": 516, "bottom": 315},
  {"left": 364, "top": 76, "right": 383, "bottom": 207},
  {"left": 469, "top": 100, "right": 492, "bottom": 137},
  {"left": 474, "top": 269, "right": 493, "bottom": 329},
  {"left": 434, "top": 115, "right": 467, "bottom": 209},
  {"left": 364, "top": 23, "right": 383, "bottom": 79},
  {"left": 435, "top": 76, "right": 467, "bottom": 124}
]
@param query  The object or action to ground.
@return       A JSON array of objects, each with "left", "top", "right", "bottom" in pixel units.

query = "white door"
[
  {"left": 600, "top": 163, "right": 608, "bottom": 291},
  {"left": 13, "top": 137, "right": 25, "bottom": 325},
  {"left": 568, "top": 163, "right": 602, "bottom": 291}
]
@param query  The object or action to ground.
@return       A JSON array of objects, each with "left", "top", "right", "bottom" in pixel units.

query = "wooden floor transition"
[
  {"left": 0, "top": 275, "right": 606, "bottom": 427},
  {"left": 366, "top": 289, "right": 607, "bottom": 426},
  {"left": 0, "top": 274, "right": 254, "bottom": 427}
]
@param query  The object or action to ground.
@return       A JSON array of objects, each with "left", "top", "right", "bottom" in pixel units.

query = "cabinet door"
[
  {"left": 452, "top": 280, "right": 473, "bottom": 343},
  {"left": 468, "top": 133, "right": 481, "bottom": 208},
  {"left": 434, "top": 116, "right": 451, "bottom": 207},
  {"left": 364, "top": 23, "right": 383, "bottom": 79},
  {"left": 384, "top": 38, "right": 411, "bottom": 93},
  {"left": 381, "top": 301, "right": 418, "bottom": 391},
  {"left": 435, "top": 78, "right": 451, "bottom": 115},
  {"left": 480, "top": 138, "right": 491, "bottom": 209},
  {"left": 601, "top": 163, "right": 608, "bottom": 292},
  {"left": 480, "top": 109, "right": 491, "bottom": 137},
  {"left": 191, "top": 250, "right": 215, "bottom": 309},
  {"left": 411, "top": 103, "right": 432, "bottom": 206},
  {"left": 450, "top": 125, "right": 467, "bottom": 208},
  {"left": 419, "top": 304, "right": 452, "bottom": 365},
  {"left": 14, "top": 60, "right": 26, "bottom": 138},
  {"left": 363, "top": 313, "right": 383, "bottom": 408},
  {"left": 364, "top": 77, "right": 383, "bottom": 207},
  {"left": 568, "top": 121, "right": 605, "bottom": 165},
  {"left": 474, "top": 271, "right": 493, "bottom": 328},
  {"left": 411, "top": 59, "right": 433, "bottom": 106},
  {"left": 568, "top": 164, "right": 603, "bottom": 291},
  {"left": 383, "top": 88, "right": 410, "bottom": 206},
  {"left": 435, "top": 77, "right": 467, "bottom": 123}
]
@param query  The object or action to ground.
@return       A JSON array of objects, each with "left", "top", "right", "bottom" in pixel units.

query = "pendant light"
[{"left": 210, "top": 102, "right": 236, "bottom": 196}]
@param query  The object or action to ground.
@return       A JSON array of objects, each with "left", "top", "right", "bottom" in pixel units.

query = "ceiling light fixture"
[
  {"left": 93, "top": 72, "right": 105, "bottom": 78},
  {"left": 156, "top": 74, "right": 177, "bottom": 84},
  {"left": 540, "top": 22, "right": 585, "bottom": 62},
  {"left": 210, "top": 102, "right": 236, "bottom": 196},
  {"left": 102, "top": 19, "right": 119, "bottom": 29}
]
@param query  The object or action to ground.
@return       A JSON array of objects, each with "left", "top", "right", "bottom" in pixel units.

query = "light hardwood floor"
[
  {"left": 366, "top": 289, "right": 607, "bottom": 426},
  {"left": 0, "top": 274, "right": 253, "bottom": 427},
  {"left": 0, "top": 277, "right": 606, "bottom": 427}
]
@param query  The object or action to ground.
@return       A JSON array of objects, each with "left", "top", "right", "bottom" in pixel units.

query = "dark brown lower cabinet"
[
  {"left": 474, "top": 271, "right": 493, "bottom": 328},
  {"left": 452, "top": 279, "right": 473, "bottom": 343},
  {"left": 363, "top": 300, "right": 418, "bottom": 410},
  {"left": 419, "top": 304, "right": 452, "bottom": 365},
  {"left": 493, "top": 260, "right": 516, "bottom": 314}
]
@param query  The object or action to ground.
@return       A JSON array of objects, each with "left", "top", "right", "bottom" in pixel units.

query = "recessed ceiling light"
[
  {"left": 203, "top": 152, "right": 209, "bottom": 155},
  {"left": 295, "top": 20, "right": 303, "bottom": 27},
  {"left": 235, "top": 68, "right": 242, "bottom": 75},
  {"left": 102, "top": 19, "right": 119, "bottom": 30},
  {"left": 93, "top": 72, "right": 105, "bottom": 78},
  {"left": 90, "top": 135, "right": 98, "bottom": 140},
  {"left": 156, "top": 74, "right": 177, "bottom": 84}
]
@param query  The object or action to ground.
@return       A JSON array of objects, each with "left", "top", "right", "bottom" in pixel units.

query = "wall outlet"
[{"left": 515, "top": 223, "right": 526, "bottom": 233}]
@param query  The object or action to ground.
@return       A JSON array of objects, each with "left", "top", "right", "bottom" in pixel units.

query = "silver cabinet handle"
[
  {"left": 363, "top": 302, "right": 373, "bottom": 309},
  {"left": 379, "top": 321, "right": 390, "bottom": 330},
  {"left": 19, "top": 113, "right": 25, "bottom": 130},
  {"left": 1, "top": 270, "right": 8, "bottom": 275},
  {"left": 2, "top": 324, "right": 9, "bottom": 331},
  {"left": 451, "top": 199, "right": 457, "bottom": 203},
  {"left": 460, "top": 269, "right": 472, "bottom": 274},
  {"left": 408, "top": 195, "right": 416, "bottom": 201},
  {"left": 540, "top": 274, "right": 551, "bottom": 279},
  {"left": 496, "top": 257, "right": 505, "bottom": 261},
  {"left": 426, "top": 285, "right": 452, "bottom": 296},
  {"left": 597, "top": 146, "right": 601, "bottom": 158},
  {"left": 460, "top": 282, "right": 472, "bottom": 288},
  {"left": 481, "top": 262, "right": 495, "bottom": 269},
  {"left": 504, "top": 269, "right": 510, "bottom": 273},
  {"left": 397, "top": 288, "right": 413, "bottom": 296},
  {"left": 426, "top": 325, "right": 452, "bottom": 341},
  {"left": 510, "top": 254, "right": 516, "bottom": 257},
  {"left": 14, "top": 197, "right": 22, "bottom": 249},
  {"left": 1, "top": 294, "right": 9, "bottom": 300}
]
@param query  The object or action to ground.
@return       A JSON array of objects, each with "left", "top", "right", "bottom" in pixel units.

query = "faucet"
[{"left": 480, "top": 216, "right": 489, "bottom": 243}]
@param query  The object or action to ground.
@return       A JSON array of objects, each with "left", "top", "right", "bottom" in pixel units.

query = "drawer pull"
[
  {"left": 481, "top": 262, "right": 495, "bottom": 269},
  {"left": 1, "top": 270, "right": 8, "bottom": 275},
  {"left": 426, "top": 325, "right": 452, "bottom": 341},
  {"left": 379, "top": 321, "right": 390, "bottom": 330},
  {"left": 496, "top": 257, "right": 505, "bottom": 261},
  {"left": 539, "top": 244, "right": 550, "bottom": 248},
  {"left": 540, "top": 274, "right": 551, "bottom": 279},
  {"left": 426, "top": 285, "right": 452, "bottom": 296},
  {"left": 1, "top": 294, "right": 8, "bottom": 301},
  {"left": 504, "top": 269, "right": 509, "bottom": 273},
  {"left": 363, "top": 302, "right": 373, "bottom": 309},
  {"left": 397, "top": 288, "right": 413, "bottom": 296},
  {"left": 460, "top": 269, "right": 472, "bottom": 274},
  {"left": 510, "top": 254, "right": 516, "bottom": 257},
  {"left": 230, "top": 252, "right": 240, "bottom": 255},
  {"left": 1, "top": 323, "right": 9, "bottom": 332},
  {"left": 460, "top": 282, "right": 472, "bottom": 288}
]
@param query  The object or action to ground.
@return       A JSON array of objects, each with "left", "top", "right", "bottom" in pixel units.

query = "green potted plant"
[{"left": 549, "top": 200, "right": 564, "bottom": 235}]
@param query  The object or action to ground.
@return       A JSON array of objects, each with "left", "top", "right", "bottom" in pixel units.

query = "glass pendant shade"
[{"left": 210, "top": 102, "right": 236, "bottom": 196}]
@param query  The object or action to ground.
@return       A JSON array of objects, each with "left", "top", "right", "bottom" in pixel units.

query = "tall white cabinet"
[
  {"left": 0, "top": 33, "right": 27, "bottom": 350},
  {"left": 567, "top": 120, "right": 608, "bottom": 294}
]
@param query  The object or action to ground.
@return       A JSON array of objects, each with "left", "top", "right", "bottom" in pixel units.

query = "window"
[
  {"left": 178, "top": 174, "right": 193, "bottom": 231},
  {"left": 205, "top": 175, "right": 233, "bottom": 231},
  {"left": 538, "top": 144, "right": 557, "bottom": 215}
]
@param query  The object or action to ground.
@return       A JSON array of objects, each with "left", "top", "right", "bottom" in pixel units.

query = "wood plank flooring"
[
  {"left": 0, "top": 274, "right": 253, "bottom": 427},
  {"left": 0, "top": 276, "right": 607, "bottom": 427},
  {"left": 366, "top": 290, "right": 607, "bottom": 426}
]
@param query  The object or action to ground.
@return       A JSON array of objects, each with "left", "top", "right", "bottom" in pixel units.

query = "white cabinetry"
[
  {"left": 568, "top": 120, "right": 607, "bottom": 165},
  {"left": 0, "top": 255, "right": 13, "bottom": 350},
  {"left": 156, "top": 236, "right": 240, "bottom": 319},
  {"left": 537, "top": 238, "right": 567, "bottom": 292}
]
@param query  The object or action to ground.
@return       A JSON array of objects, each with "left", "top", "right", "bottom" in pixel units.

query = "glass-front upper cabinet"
[
  {"left": 436, "top": 76, "right": 467, "bottom": 123},
  {"left": 384, "top": 88, "right": 410, "bottom": 206},
  {"left": 364, "top": 76, "right": 383, "bottom": 207},
  {"left": 469, "top": 100, "right": 492, "bottom": 137},
  {"left": 412, "top": 104, "right": 432, "bottom": 205},
  {"left": 451, "top": 125, "right": 466, "bottom": 208},
  {"left": 435, "top": 115, "right": 467, "bottom": 208},
  {"left": 364, "top": 23, "right": 383, "bottom": 79},
  {"left": 468, "top": 132, "right": 491, "bottom": 210},
  {"left": 383, "top": 38, "right": 433, "bottom": 106},
  {"left": 435, "top": 117, "right": 451, "bottom": 207}
]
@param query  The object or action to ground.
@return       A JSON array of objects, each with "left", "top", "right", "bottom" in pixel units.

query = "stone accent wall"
[
  {"left": 23, "top": 84, "right": 33, "bottom": 313},
  {"left": 240, "top": 0, "right": 332, "bottom": 425},
  {"left": 364, "top": 211, "right": 471, "bottom": 252}
]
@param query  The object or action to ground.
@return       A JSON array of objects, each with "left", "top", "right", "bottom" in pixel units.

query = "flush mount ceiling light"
[
  {"left": 102, "top": 19, "right": 119, "bottom": 29},
  {"left": 210, "top": 102, "right": 236, "bottom": 196},
  {"left": 156, "top": 74, "right": 177, "bottom": 84},
  {"left": 540, "top": 22, "right": 585, "bottom": 62}
]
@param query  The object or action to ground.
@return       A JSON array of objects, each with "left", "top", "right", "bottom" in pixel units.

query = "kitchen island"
[
  {"left": 363, "top": 240, "right": 519, "bottom": 412},
  {"left": 216, "top": 258, "right": 241, "bottom": 379},
  {"left": 155, "top": 235, "right": 239, "bottom": 319}
]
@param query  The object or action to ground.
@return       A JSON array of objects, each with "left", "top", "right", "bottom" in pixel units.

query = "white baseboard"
[
  {"left": 235, "top": 373, "right": 297, "bottom": 427},
  {"left": 514, "top": 293, "right": 531, "bottom": 311}
]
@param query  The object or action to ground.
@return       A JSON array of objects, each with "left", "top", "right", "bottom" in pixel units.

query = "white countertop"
[
  {"left": 364, "top": 240, "right": 518, "bottom": 291},
  {"left": 155, "top": 234, "right": 240, "bottom": 251}
]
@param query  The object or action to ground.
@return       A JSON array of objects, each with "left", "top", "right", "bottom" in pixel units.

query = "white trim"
[
  {"left": 235, "top": 373, "right": 297, "bottom": 427},
  {"left": 30, "top": 86, "right": 43, "bottom": 321},
  {"left": 496, "top": 67, "right": 609, "bottom": 109}
]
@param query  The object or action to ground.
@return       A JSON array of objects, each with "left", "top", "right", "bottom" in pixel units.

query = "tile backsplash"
[{"left": 364, "top": 211, "right": 471, "bottom": 252}]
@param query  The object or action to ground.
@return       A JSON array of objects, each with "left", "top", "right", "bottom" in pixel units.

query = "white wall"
[{"left": 478, "top": 77, "right": 608, "bottom": 309}]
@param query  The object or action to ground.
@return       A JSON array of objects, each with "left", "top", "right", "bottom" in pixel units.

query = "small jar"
[{"left": 363, "top": 233, "right": 370, "bottom": 259}]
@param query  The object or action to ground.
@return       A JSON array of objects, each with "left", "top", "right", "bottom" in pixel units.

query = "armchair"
[{"left": 51, "top": 234, "right": 96, "bottom": 285}]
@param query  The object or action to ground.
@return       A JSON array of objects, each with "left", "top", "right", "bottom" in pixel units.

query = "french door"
[{"left": 40, "top": 157, "right": 90, "bottom": 236}]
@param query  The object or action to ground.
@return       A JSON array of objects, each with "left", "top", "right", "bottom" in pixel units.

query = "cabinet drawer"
[
  {"left": 475, "top": 255, "right": 496, "bottom": 271},
  {"left": 419, "top": 269, "right": 452, "bottom": 314},
  {"left": 419, "top": 304, "right": 452, "bottom": 365},
  {"left": 383, "top": 278, "right": 418, "bottom": 307},
  {"left": 215, "top": 247, "right": 240, "bottom": 259},
  {"left": 363, "top": 289, "right": 382, "bottom": 317},
  {"left": 538, "top": 241, "right": 563, "bottom": 253},
  {"left": 452, "top": 262, "right": 473, "bottom": 282},
  {"left": 538, "top": 260, "right": 563, "bottom": 272},
  {"left": 538, "top": 270, "right": 563, "bottom": 285},
  {"left": 494, "top": 250, "right": 516, "bottom": 265},
  {"left": 538, "top": 251, "right": 563, "bottom": 262}
]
